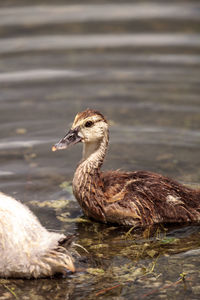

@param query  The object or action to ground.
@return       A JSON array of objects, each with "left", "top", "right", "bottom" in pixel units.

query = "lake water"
[{"left": 0, "top": 0, "right": 200, "bottom": 299}]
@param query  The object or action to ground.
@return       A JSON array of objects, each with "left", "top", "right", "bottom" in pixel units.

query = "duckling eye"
[{"left": 85, "top": 121, "right": 93, "bottom": 128}]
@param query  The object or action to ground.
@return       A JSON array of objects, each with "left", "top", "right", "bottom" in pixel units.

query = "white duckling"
[{"left": 0, "top": 192, "right": 75, "bottom": 278}]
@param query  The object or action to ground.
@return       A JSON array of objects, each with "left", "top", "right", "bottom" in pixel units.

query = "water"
[{"left": 0, "top": 0, "right": 200, "bottom": 299}]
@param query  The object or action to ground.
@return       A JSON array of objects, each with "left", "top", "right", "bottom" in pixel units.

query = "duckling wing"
[{"left": 101, "top": 171, "right": 200, "bottom": 226}]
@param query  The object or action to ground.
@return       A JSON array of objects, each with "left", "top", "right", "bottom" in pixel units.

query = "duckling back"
[{"left": 0, "top": 192, "right": 74, "bottom": 278}]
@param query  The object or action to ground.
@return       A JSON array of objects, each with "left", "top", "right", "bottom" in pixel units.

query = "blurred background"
[{"left": 0, "top": 0, "right": 200, "bottom": 299}]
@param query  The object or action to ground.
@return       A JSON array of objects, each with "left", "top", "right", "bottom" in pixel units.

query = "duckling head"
[{"left": 53, "top": 109, "right": 108, "bottom": 152}]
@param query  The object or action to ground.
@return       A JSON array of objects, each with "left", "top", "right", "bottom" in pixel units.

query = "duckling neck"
[
  {"left": 82, "top": 141, "right": 101, "bottom": 162},
  {"left": 81, "top": 131, "right": 109, "bottom": 172},
  {"left": 73, "top": 132, "right": 109, "bottom": 222}
]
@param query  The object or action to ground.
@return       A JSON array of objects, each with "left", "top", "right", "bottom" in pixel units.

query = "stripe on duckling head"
[{"left": 72, "top": 109, "right": 107, "bottom": 129}]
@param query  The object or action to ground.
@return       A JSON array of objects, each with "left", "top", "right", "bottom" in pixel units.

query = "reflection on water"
[
  {"left": 1, "top": 3, "right": 200, "bottom": 26},
  {"left": 1, "top": 34, "right": 200, "bottom": 54},
  {"left": 0, "top": 0, "right": 200, "bottom": 299}
]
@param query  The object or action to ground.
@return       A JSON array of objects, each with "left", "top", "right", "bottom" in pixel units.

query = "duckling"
[
  {"left": 0, "top": 192, "right": 75, "bottom": 278},
  {"left": 53, "top": 109, "right": 200, "bottom": 227}
]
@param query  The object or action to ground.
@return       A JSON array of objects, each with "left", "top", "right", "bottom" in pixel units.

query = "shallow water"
[{"left": 0, "top": 0, "right": 200, "bottom": 299}]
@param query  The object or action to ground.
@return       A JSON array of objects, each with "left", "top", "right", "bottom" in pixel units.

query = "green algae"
[
  {"left": 29, "top": 198, "right": 69, "bottom": 210},
  {"left": 59, "top": 181, "right": 73, "bottom": 195},
  {"left": 87, "top": 268, "right": 105, "bottom": 275}
]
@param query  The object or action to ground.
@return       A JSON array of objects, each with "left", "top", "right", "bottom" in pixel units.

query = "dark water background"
[{"left": 0, "top": 0, "right": 200, "bottom": 299}]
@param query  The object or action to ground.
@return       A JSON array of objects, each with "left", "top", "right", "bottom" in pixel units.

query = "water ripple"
[
  {"left": 0, "top": 3, "right": 200, "bottom": 26},
  {"left": 0, "top": 69, "right": 92, "bottom": 82},
  {"left": 112, "top": 125, "right": 200, "bottom": 147},
  {"left": 0, "top": 139, "right": 52, "bottom": 150},
  {"left": 0, "top": 67, "right": 199, "bottom": 84},
  {"left": 1, "top": 34, "right": 200, "bottom": 54}
]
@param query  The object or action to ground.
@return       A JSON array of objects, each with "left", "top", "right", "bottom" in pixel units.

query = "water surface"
[{"left": 0, "top": 0, "right": 200, "bottom": 299}]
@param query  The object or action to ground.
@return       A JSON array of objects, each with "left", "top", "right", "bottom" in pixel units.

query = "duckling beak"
[{"left": 52, "top": 128, "right": 82, "bottom": 152}]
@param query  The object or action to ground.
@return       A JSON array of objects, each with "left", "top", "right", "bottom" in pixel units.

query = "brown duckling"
[
  {"left": 53, "top": 109, "right": 200, "bottom": 227},
  {"left": 0, "top": 192, "right": 75, "bottom": 278}
]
